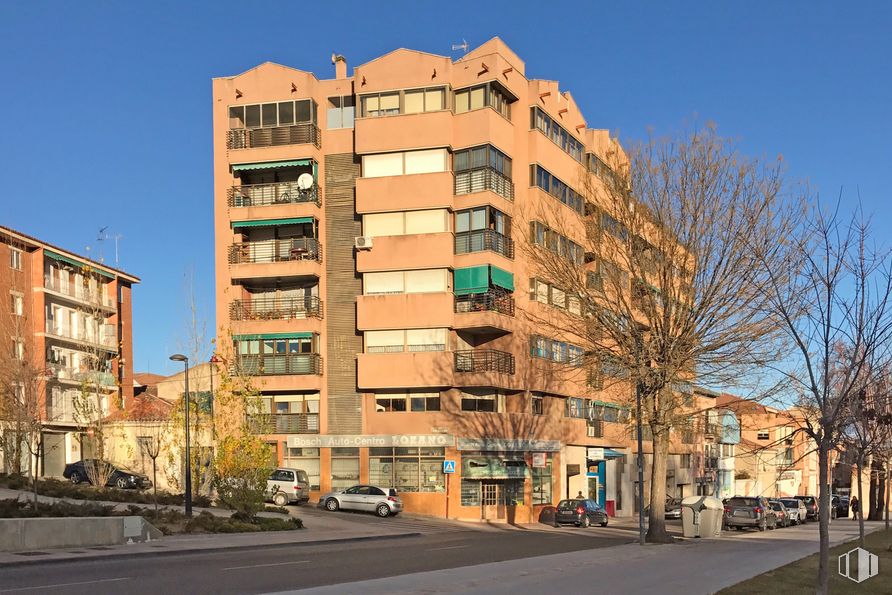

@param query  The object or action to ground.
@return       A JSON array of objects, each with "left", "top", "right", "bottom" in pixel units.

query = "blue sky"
[{"left": 2, "top": 1, "right": 890, "bottom": 375}]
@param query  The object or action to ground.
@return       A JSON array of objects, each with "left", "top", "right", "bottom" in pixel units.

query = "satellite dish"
[{"left": 297, "top": 173, "right": 315, "bottom": 190}]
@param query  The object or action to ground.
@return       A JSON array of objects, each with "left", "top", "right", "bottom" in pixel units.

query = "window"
[
  {"left": 529, "top": 278, "right": 580, "bottom": 314},
  {"left": 363, "top": 209, "right": 449, "bottom": 237},
  {"left": 529, "top": 335, "right": 585, "bottom": 365},
  {"left": 453, "top": 145, "right": 514, "bottom": 199},
  {"left": 600, "top": 353, "right": 629, "bottom": 379},
  {"left": 454, "top": 81, "right": 513, "bottom": 119},
  {"left": 369, "top": 447, "right": 445, "bottom": 493},
  {"left": 586, "top": 420, "right": 604, "bottom": 438},
  {"left": 460, "top": 389, "right": 505, "bottom": 413},
  {"left": 362, "top": 149, "right": 449, "bottom": 178},
  {"left": 531, "top": 107, "right": 584, "bottom": 162},
  {"left": 359, "top": 87, "right": 447, "bottom": 118},
  {"left": 587, "top": 153, "right": 623, "bottom": 190},
  {"left": 9, "top": 248, "right": 22, "bottom": 270},
  {"left": 375, "top": 391, "right": 441, "bottom": 412},
  {"left": 284, "top": 447, "right": 320, "bottom": 490},
  {"left": 680, "top": 454, "right": 692, "bottom": 469},
  {"left": 601, "top": 212, "right": 629, "bottom": 241},
  {"left": 364, "top": 328, "right": 447, "bottom": 353},
  {"left": 757, "top": 430, "right": 769, "bottom": 440},
  {"left": 531, "top": 457, "right": 553, "bottom": 505},
  {"left": 461, "top": 480, "right": 480, "bottom": 506},
  {"left": 10, "top": 292, "right": 23, "bottom": 316},
  {"left": 454, "top": 206, "right": 511, "bottom": 255},
  {"left": 530, "top": 165, "right": 585, "bottom": 214},
  {"left": 529, "top": 222, "right": 583, "bottom": 264},
  {"left": 362, "top": 269, "right": 448, "bottom": 295},
  {"left": 229, "top": 99, "right": 317, "bottom": 129},
  {"left": 531, "top": 394, "right": 544, "bottom": 415},
  {"left": 327, "top": 96, "right": 355, "bottom": 129},
  {"left": 331, "top": 447, "right": 360, "bottom": 492}
]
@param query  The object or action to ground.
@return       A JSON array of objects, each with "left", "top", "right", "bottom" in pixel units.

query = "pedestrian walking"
[
  {"left": 576, "top": 491, "right": 585, "bottom": 499},
  {"left": 851, "top": 495, "right": 860, "bottom": 519}
]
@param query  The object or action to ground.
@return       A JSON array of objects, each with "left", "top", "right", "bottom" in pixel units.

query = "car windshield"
[
  {"left": 781, "top": 500, "right": 799, "bottom": 507},
  {"left": 296, "top": 471, "right": 309, "bottom": 482},
  {"left": 557, "top": 500, "right": 582, "bottom": 510},
  {"left": 388, "top": 488, "right": 398, "bottom": 497},
  {"left": 728, "top": 498, "right": 759, "bottom": 507},
  {"left": 770, "top": 502, "right": 783, "bottom": 510}
]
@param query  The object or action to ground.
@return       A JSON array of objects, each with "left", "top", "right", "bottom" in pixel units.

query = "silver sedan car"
[{"left": 319, "top": 485, "right": 403, "bottom": 517}]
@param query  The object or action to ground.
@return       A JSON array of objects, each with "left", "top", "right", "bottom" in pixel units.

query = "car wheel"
[
  {"left": 376, "top": 504, "right": 391, "bottom": 518},
  {"left": 600, "top": 520, "right": 608, "bottom": 527},
  {"left": 115, "top": 477, "right": 129, "bottom": 489},
  {"left": 325, "top": 498, "right": 339, "bottom": 512},
  {"left": 69, "top": 471, "right": 82, "bottom": 484},
  {"left": 273, "top": 492, "right": 288, "bottom": 507},
  {"left": 581, "top": 516, "right": 590, "bottom": 528},
  {"left": 553, "top": 521, "right": 560, "bottom": 528},
  {"left": 758, "top": 521, "right": 766, "bottom": 532}
]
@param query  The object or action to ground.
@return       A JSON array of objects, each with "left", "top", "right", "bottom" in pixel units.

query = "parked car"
[
  {"left": 723, "top": 496, "right": 777, "bottom": 531},
  {"left": 794, "top": 495, "right": 818, "bottom": 521},
  {"left": 553, "top": 498, "right": 609, "bottom": 528},
  {"left": 768, "top": 500, "right": 791, "bottom": 527},
  {"left": 665, "top": 497, "right": 682, "bottom": 520},
  {"left": 266, "top": 467, "right": 310, "bottom": 506},
  {"left": 63, "top": 459, "right": 151, "bottom": 490},
  {"left": 779, "top": 498, "right": 807, "bottom": 525},
  {"left": 319, "top": 485, "right": 402, "bottom": 517},
  {"left": 836, "top": 496, "right": 850, "bottom": 518}
]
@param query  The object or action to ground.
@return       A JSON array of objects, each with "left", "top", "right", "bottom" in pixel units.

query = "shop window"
[
  {"left": 368, "top": 447, "right": 445, "bottom": 492},
  {"left": 460, "top": 479, "right": 480, "bottom": 506},
  {"left": 284, "top": 446, "right": 320, "bottom": 490},
  {"left": 531, "top": 458, "right": 553, "bottom": 505},
  {"left": 331, "top": 447, "right": 360, "bottom": 492}
]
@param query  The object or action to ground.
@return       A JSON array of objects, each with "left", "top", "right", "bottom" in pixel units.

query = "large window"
[
  {"left": 460, "top": 389, "right": 505, "bottom": 413},
  {"left": 364, "top": 328, "right": 448, "bottom": 353},
  {"left": 531, "top": 107, "right": 584, "bottom": 162},
  {"left": 530, "top": 165, "right": 585, "bottom": 214},
  {"left": 530, "top": 335, "right": 585, "bottom": 365},
  {"left": 454, "top": 81, "right": 513, "bottom": 119},
  {"left": 229, "top": 99, "right": 317, "bottom": 129},
  {"left": 362, "top": 149, "right": 449, "bottom": 178},
  {"left": 375, "top": 390, "right": 441, "bottom": 412},
  {"left": 529, "top": 222, "right": 584, "bottom": 265},
  {"left": 284, "top": 446, "right": 320, "bottom": 490},
  {"left": 529, "top": 278, "right": 581, "bottom": 315},
  {"left": 363, "top": 269, "right": 449, "bottom": 295},
  {"left": 587, "top": 153, "right": 622, "bottom": 190},
  {"left": 327, "top": 96, "right": 355, "bottom": 129},
  {"left": 453, "top": 145, "right": 513, "bottom": 200},
  {"left": 331, "top": 447, "right": 360, "bottom": 492},
  {"left": 363, "top": 209, "right": 449, "bottom": 237},
  {"left": 369, "top": 447, "right": 445, "bottom": 492},
  {"left": 10, "top": 292, "right": 23, "bottom": 316},
  {"left": 359, "top": 87, "right": 447, "bottom": 118},
  {"left": 10, "top": 248, "right": 22, "bottom": 271},
  {"left": 532, "top": 457, "right": 553, "bottom": 505}
]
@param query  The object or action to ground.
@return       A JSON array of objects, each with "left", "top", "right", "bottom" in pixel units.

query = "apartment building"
[
  {"left": 213, "top": 38, "right": 702, "bottom": 521},
  {"left": 0, "top": 225, "right": 139, "bottom": 477}
]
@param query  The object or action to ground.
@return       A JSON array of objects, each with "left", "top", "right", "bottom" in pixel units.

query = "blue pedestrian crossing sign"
[{"left": 443, "top": 460, "right": 456, "bottom": 474}]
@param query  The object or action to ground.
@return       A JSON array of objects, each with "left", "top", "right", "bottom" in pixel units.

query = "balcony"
[
  {"left": 454, "top": 350, "right": 515, "bottom": 374},
  {"left": 236, "top": 353, "right": 322, "bottom": 376},
  {"left": 48, "top": 364, "right": 116, "bottom": 387},
  {"left": 229, "top": 238, "right": 321, "bottom": 265},
  {"left": 44, "top": 277, "right": 115, "bottom": 310},
  {"left": 454, "top": 291, "right": 516, "bottom": 335},
  {"left": 454, "top": 229, "right": 514, "bottom": 259},
  {"left": 45, "top": 323, "right": 117, "bottom": 352},
  {"left": 228, "top": 182, "right": 320, "bottom": 208},
  {"left": 454, "top": 167, "right": 514, "bottom": 201},
  {"left": 355, "top": 171, "right": 453, "bottom": 214},
  {"left": 248, "top": 412, "right": 319, "bottom": 434},
  {"left": 230, "top": 296, "right": 322, "bottom": 321},
  {"left": 227, "top": 123, "right": 321, "bottom": 150}
]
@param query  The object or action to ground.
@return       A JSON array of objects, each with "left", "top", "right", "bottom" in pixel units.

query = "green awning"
[
  {"left": 231, "top": 159, "right": 312, "bottom": 172},
  {"left": 231, "top": 217, "right": 314, "bottom": 228},
  {"left": 44, "top": 250, "right": 114, "bottom": 279},
  {"left": 454, "top": 265, "right": 489, "bottom": 296},
  {"left": 234, "top": 333, "right": 314, "bottom": 341},
  {"left": 490, "top": 266, "right": 514, "bottom": 292}
]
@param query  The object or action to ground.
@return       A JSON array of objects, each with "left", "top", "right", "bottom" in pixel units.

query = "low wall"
[{"left": 0, "top": 516, "right": 162, "bottom": 552}]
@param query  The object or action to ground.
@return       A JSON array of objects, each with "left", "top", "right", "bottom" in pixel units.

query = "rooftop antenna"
[
  {"left": 451, "top": 39, "right": 469, "bottom": 54},
  {"left": 96, "top": 226, "right": 109, "bottom": 263}
]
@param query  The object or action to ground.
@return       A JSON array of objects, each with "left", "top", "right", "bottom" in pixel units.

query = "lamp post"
[{"left": 169, "top": 354, "right": 192, "bottom": 517}]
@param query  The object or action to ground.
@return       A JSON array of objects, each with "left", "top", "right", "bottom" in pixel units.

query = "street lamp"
[{"left": 169, "top": 353, "right": 192, "bottom": 517}]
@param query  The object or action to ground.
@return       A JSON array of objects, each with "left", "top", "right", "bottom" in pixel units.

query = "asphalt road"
[{"left": 0, "top": 520, "right": 629, "bottom": 595}]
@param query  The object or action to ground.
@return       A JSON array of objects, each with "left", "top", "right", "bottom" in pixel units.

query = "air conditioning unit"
[{"left": 354, "top": 236, "right": 373, "bottom": 250}]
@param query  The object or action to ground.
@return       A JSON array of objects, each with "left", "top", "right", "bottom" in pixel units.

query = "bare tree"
[
  {"left": 757, "top": 204, "right": 892, "bottom": 593},
  {"left": 134, "top": 419, "right": 169, "bottom": 512},
  {"left": 520, "top": 125, "right": 795, "bottom": 542}
]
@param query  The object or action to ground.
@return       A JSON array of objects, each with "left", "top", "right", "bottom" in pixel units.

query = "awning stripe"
[
  {"left": 231, "top": 217, "right": 314, "bottom": 228},
  {"left": 231, "top": 159, "right": 312, "bottom": 171},
  {"left": 45, "top": 250, "right": 115, "bottom": 279}
]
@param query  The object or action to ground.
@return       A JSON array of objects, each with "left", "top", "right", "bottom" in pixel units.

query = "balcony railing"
[
  {"left": 705, "top": 457, "right": 719, "bottom": 470},
  {"left": 454, "top": 290, "right": 515, "bottom": 317},
  {"left": 227, "top": 123, "right": 321, "bottom": 150},
  {"left": 454, "top": 229, "right": 514, "bottom": 259},
  {"left": 454, "top": 167, "right": 514, "bottom": 200},
  {"left": 229, "top": 238, "right": 321, "bottom": 265},
  {"left": 248, "top": 413, "right": 320, "bottom": 434},
  {"left": 45, "top": 322, "right": 117, "bottom": 350},
  {"left": 228, "top": 182, "right": 320, "bottom": 208},
  {"left": 47, "top": 364, "right": 115, "bottom": 387},
  {"left": 230, "top": 296, "right": 323, "bottom": 320},
  {"left": 454, "top": 349, "right": 515, "bottom": 374},
  {"left": 236, "top": 353, "right": 322, "bottom": 376},
  {"left": 44, "top": 276, "right": 115, "bottom": 309}
]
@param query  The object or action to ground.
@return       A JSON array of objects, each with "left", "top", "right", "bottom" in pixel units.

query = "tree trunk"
[
  {"left": 645, "top": 426, "right": 673, "bottom": 544},
  {"left": 885, "top": 461, "right": 890, "bottom": 531},
  {"left": 876, "top": 469, "right": 885, "bottom": 523},
  {"left": 816, "top": 443, "right": 831, "bottom": 595},
  {"left": 856, "top": 457, "right": 865, "bottom": 548},
  {"left": 868, "top": 459, "right": 878, "bottom": 521},
  {"left": 152, "top": 458, "right": 158, "bottom": 513}
]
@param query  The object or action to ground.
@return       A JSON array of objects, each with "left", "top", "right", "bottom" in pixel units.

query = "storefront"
[{"left": 585, "top": 447, "right": 625, "bottom": 516}]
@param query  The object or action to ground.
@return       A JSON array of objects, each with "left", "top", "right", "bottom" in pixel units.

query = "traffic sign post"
[
  {"left": 443, "top": 460, "right": 456, "bottom": 519},
  {"left": 443, "top": 460, "right": 456, "bottom": 474}
]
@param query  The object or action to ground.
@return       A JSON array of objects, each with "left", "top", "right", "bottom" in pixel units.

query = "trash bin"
[{"left": 681, "top": 496, "right": 724, "bottom": 538}]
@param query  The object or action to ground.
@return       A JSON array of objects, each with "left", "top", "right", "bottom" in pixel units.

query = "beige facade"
[{"left": 212, "top": 39, "right": 703, "bottom": 521}]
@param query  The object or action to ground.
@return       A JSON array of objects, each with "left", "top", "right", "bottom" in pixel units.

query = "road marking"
[
  {"left": 0, "top": 577, "right": 131, "bottom": 592},
  {"left": 223, "top": 560, "right": 310, "bottom": 571},
  {"left": 427, "top": 545, "right": 469, "bottom": 551}
]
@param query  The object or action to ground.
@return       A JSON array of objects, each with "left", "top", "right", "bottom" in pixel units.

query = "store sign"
[
  {"left": 286, "top": 434, "right": 455, "bottom": 449},
  {"left": 532, "top": 453, "right": 547, "bottom": 468},
  {"left": 456, "top": 438, "right": 561, "bottom": 452},
  {"left": 587, "top": 447, "right": 605, "bottom": 461}
]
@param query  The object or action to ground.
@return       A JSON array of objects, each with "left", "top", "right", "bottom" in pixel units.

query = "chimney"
[{"left": 333, "top": 54, "right": 347, "bottom": 80}]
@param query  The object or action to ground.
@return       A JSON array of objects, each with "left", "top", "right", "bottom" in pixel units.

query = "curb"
[{"left": 0, "top": 531, "right": 423, "bottom": 568}]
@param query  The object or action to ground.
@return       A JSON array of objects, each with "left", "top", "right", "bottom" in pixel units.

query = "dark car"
[
  {"left": 768, "top": 500, "right": 791, "bottom": 527},
  {"left": 63, "top": 459, "right": 152, "bottom": 490},
  {"left": 553, "top": 498, "right": 608, "bottom": 528},
  {"left": 794, "top": 495, "right": 818, "bottom": 521},
  {"left": 723, "top": 496, "right": 777, "bottom": 531},
  {"left": 836, "top": 496, "right": 850, "bottom": 518}
]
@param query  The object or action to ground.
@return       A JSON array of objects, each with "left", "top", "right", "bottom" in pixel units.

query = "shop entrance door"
[
  {"left": 481, "top": 481, "right": 504, "bottom": 520},
  {"left": 587, "top": 477, "right": 600, "bottom": 503}
]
